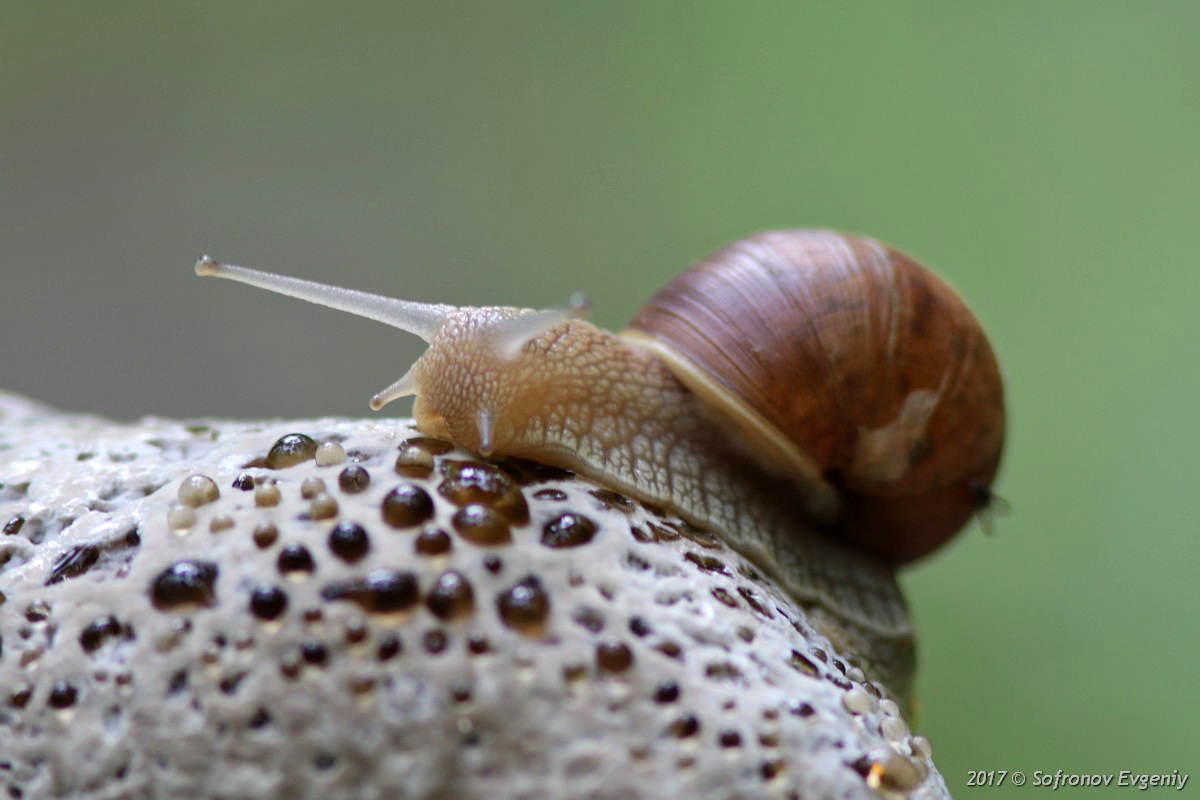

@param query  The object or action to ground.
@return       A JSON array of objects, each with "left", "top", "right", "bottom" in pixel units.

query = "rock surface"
[{"left": 0, "top": 391, "right": 949, "bottom": 799}]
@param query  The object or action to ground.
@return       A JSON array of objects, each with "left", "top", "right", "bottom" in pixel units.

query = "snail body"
[{"left": 194, "top": 230, "right": 1004, "bottom": 643}]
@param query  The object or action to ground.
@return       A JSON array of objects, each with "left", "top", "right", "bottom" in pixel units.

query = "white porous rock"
[{"left": 0, "top": 391, "right": 950, "bottom": 800}]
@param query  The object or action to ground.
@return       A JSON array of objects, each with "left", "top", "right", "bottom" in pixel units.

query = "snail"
[{"left": 194, "top": 229, "right": 1004, "bottom": 648}]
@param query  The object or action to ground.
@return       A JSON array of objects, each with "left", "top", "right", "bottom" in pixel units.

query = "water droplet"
[
  {"left": 401, "top": 436, "right": 453, "bottom": 456},
  {"left": 253, "top": 521, "right": 279, "bottom": 549},
  {"left": 79, "top": 615, "right": 124, "bottom": 652},
  {"left": 426, "top": 571, "right": 475, "bottom": 620},
  {"left": 277, "top": 545, "right": 315, "bottom": 575},
  {"left": 881, "top": 716, "right": 909, "bottom": 742},
  {"left": 653, "top": 681, "right": 680, "bottom": 703},
  {"left": 337, "top": 465, "right": 371, "bottom": 494},
  {"left": 300, "top": 477, "right": 326, "bottom": 499},
  {"left": 415, "top": 527, "right": 452, "bottom": 555},
  {"left": 209, "top": 514, "right": 235, "bottom": 533},
  {"left": 48, "top": 681, "right": 78, "bottom": 709},
  {"left": 842, "top": 687, "right": 877, "bottom": 715},
  {"left": 301, "top": 640, "right": 328, "bottom": 665},
  {"left": 178, "top": 474, "right": 220, "bottom": 507},
  {"left": 376, "top": 635, "right": 402, "bottom": 660},
  {"left": 4, "top": 515, "right": 25, "bottom": 535},
  {"left": 255, "top": 484, "right": 282, "bottom": 508},
  {"left": 266, "top": 433, "right": 318, "bottom": 469},
  {"left": 533, "top": 488, "right": 567, "bottom": 501},
  {"left": 482, "top": 554, "right": 503, "bottom": 573},
  {"left": 910, "top": 735, "right": 932, "bottom": 760},
  {"left": 167, "top": 505, "right": 197, "bottom": 533},
  {"left": 452, "top": 504, "right": 511, "bottom": 545},
  {"left": 249, "top": 584, "right": 288, "bottom": 620},
  {"left": 718, "top": 731, "right": 742, "bottom": 748},
  {"left": 588, "top": 488, "right": 634, "bottom": 513},
  {"left": 310, "top": 493, "right": 339, "bottom": 520},
  {"left": 595, "top": 641, "right": 633, "bottom": 674},
  {"left": 670, "top": 714, "right": 699, "bottom": 738},
  {"left": 328, "top": 521, "right": 370, "bottom": 563},
  {"left": 496, "top": 576, "right": 549, "bottom": 637},
  {"left": 46, "top": 545, "right": 100, "bottom": 585},
  {"left": 381, "top": 484, "right": 435, "bottom": 528},
  {"left": 423, "top": 629, "right": 448, "bottom": 653},
  {"left": 150, "top": 560, "right": 218, "bottom": 610},
  {"left": 395, "top": 445, "right": 434, "bottom": 478},
  {"left": 232, "top": 473, "right": 256, "bottom": 491},
  {"left": 684, "top": 552, "right": 729, "bottom": 575},
  {"left": 438, "top": 461, "right": 529, "bottom": 524},
  {"left": 315, "top": 442, "right": 347, "bottom": 467},
  {"left": 321, "top": 570, "right": 419, "bottom": 613},
  {"left": 541, "top": 513, "right": 597, "bottom": 548}
]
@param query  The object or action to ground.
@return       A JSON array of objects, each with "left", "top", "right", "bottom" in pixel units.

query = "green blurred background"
[{"left": 3, "top": 2, "right": 1197, "bottom": 795}]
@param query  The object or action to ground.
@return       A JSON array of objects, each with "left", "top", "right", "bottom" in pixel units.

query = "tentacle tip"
[
  {"left": 368, "top": 395, "right": 386, "bottom": 411},
  {"left": 194, "top": 255, "right": 220, "bottom": 277}
]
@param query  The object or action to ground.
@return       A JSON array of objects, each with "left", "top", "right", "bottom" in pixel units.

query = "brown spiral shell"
[{"left": 627, "top": 230, "right": 1005, "bottom": 563}]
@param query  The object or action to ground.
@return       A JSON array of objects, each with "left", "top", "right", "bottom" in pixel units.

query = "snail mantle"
[{"left": 0, "top": 391, "right": 950, "bottom": 799}]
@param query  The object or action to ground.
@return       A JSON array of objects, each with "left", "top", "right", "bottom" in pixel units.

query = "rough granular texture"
[{"left": 0, "top": 391, "right": 950, "bottom": 800}]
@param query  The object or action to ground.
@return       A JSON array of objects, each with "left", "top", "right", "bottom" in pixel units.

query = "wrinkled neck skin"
[{"left": 408, "top": 308, "right": 913, "bottom": 700}]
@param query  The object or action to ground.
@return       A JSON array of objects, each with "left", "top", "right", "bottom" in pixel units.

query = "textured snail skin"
[
  {"left": 411, "top": 308, "right": 911, "bottom": 640},
  {"left": 628, "top": 230, "right": 1005, "bottom": 563}
]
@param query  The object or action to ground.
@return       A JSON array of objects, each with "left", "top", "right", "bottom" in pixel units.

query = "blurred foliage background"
[{"left": 3, "top": 2, "right": 1197, "bottom": 795}]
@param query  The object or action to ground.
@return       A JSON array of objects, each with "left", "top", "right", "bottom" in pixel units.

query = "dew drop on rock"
[
  {"left": 249, "top": 584, "right": 289, "bottom": 621},
  {"left": 415, "top": 527, "right": 452, "bottom": 555},
  {"left": 532, "top": 488, "right": 567, "bottom": 501},
  {"left": 255, "top": 484, "right": 282, "bottom": 508},
  {"left": 654, "top": 680, "right": 680, "bottom": 703},
  {"left": 178, "top": 474, "right": 220, "bottom": 507},
  {"left": 301, "top": 477, "right": 326, "bottom": 499},
  {"left": 438, "top": 461, "right": 529, "bottom": 524},
  {"left": 327, "top": 521, "right": 370, "bottom": 563},
  {"left": 310, "top": 493, "right": 339, "bottom": 520},
  {"left": 496, "top": 576, "right": 549, "bottom": 637},
  {"left": 376, "top": 635, "right": 402, "bottom": 661},
  {"left": 595, "top": 640, "right": 633, "bottom": 674},
  {"left": 381, "top": 484, "right": 435, "bottom": 528},
  {"left": 426, "top": 570, "right": 475, "bottom": 621},
  {"left": 541, "top": 513, "right": 597, "bottom": 548},
  {"left": 321, "top": 570, "right": 419, "bottom": 613},
  {"left": 253, "top": 521, "right": 279, "bottom": 549},
  {"left": 277, "top": 544, "right": 316, "bottom": 575},
  {"left": 167, "top": 505, "right": 197, "bottom": 533},
  {"left": 315, "top": 441, "right": 347, "bottom": 467},
  {"left": 266, "top": 433, "right": 318, "bottom": 469},
  {"left": 423, "top": 629, "right": 448, "bottom": 654},
  {"left": 48, "top": 681, "right": 78, "bottom": 709},
  {"left": 232, "top": 473, "right": 256, "bottom": 491},
  {"left": 150, "top": 560, "right": 218, "bottom": 610},
  {"left": 337, "top": 465, "right": 371, "bottom": 494},
  {"left": 395, "top": 445, "right": 434, "bottom": 478},
  {"left": 452, "top": 504, "right": 511, "bottom": 545}
]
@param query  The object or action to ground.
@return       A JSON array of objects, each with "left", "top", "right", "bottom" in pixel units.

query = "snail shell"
[{"left": 624, "top": 230, "right": 1005, "bottom": 563}]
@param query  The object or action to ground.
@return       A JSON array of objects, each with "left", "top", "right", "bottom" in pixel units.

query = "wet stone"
[
  {"left": 249, "top": 584, "right": 289, "bottom": 621},
  {"left": 415, "top": 527, "right": 452, "bottom": 556},
  {"left": 540, "top": 513, "right": 597, "bottom": 549},
  {"left": 381, "top": 484, "right": 435, "bottom": 528},
  {"left": 321, "top": 570, "right": 419, "bottom": 614},
  {"left": 496, "top": 576, "right": 550, "bottom": 637},
  {"left": 426, "top": 570, "right": 475, "bottom": 621},
  {"left": 266, "top": 433, "right": 318, "bottom": 469},
  {"left": 337, "top": 465, "right": 371, "bottom": 494},
  {"left": 150, "top": 560, "right": 219, "bottom": 610},
  {"left": 452, "top": 504, "right": 511, "bottom": 546},
  {"left": 327, "top": 521, "right": 370, "bottom": 563}
]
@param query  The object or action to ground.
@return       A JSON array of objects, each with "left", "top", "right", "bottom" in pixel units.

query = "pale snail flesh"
[{"left": 194, "top": 230, "right": 1004, "bottom": 677}]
